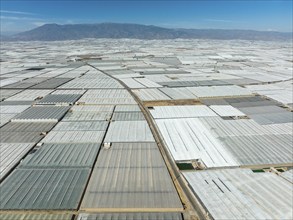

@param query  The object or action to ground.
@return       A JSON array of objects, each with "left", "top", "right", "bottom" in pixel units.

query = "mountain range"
[{"left": 2, "top": 23, "right": 292, "bottom": 41}]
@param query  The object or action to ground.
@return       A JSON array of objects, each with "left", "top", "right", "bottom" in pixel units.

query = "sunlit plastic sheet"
[
  {"left": 187, "top": 85, "right": 252, "bottom": 98},
  {"left": 114, "top": 104, "right": 141, "bottom": 112},
  {"left": 80, "top": 142, "right": 182, "bottom": 211},
  {"left": 104, "top": 121, "right": 155, "bottom": 142},
  {"left": 42, "top": 130, "right": 105, "bottom": 143},
  {"left": 150, "top": 105, "right": 217, "bottom": 119},
  {"left": 0, "top": 89, "right": 21, "bottom": 100},
  {"left": 62, "top": 111, "right": 112, "bottom": 121},
  {"left": 132, "top": 88, "right": 171, "bottom": 101},
  {"left": 20, "top": 143, "right": 101, "bottom": 168},
  {"left": 36, "top": 94, "right": 81, "bottom": 105},
  {"left": 159, "top": 87, "right": 198, "bottom": 100},
  {"left": 0, "top": 168, "right": 90, "bottom": 210},
  {"left": 0, "top": 122, "right": 55, "bottom": 132},
  {"left": 31, "top": 78, "right": 72, "bottom": 89},
  {"left": 183, "top": 169, "right": 293, "bottom": 220},
  {"left": 6, "top": 89, "right": 53, "bottom": 101},
  {"left": 77, "top": 212, "right": 183, "bottom": 220},
  {"left": 53, "top": 121, "right": 108, "bottom": 131},
  {"left": 155, "top": 118, "right": 238, "bottom": 167},
  {"left": 11, "top": 106, "right": 70, "bottom": 122},
  {"left": 0, "top": 143, "right": 35, "bottom": 180},
  {"left": 0, "top": 214, "right": 73, "bottom": 220},
  {"left": 112, "top": 112, "right": 145, "bottom": 121}
]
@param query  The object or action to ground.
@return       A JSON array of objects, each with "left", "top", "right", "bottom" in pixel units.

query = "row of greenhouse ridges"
[
  {"left": 0, "top": 63, "right": 187, "bottom": 220},
  {"left": 0, "top": 39, "right": 292, "bottom": 220}
]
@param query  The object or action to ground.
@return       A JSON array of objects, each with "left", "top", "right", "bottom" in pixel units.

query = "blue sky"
[{"left": 1, "top": 1, "right": 292, "bottom": 34}]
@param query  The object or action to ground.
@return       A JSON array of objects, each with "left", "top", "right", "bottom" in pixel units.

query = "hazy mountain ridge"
[{"left": 4, "top": 23, "right": 293, "bottom": 41}]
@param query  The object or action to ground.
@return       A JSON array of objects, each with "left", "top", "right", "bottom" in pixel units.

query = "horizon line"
[{"left": 2, "top": 22, "right": 292, "bottom": 35}]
